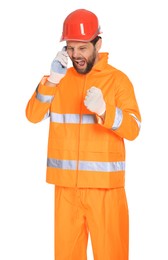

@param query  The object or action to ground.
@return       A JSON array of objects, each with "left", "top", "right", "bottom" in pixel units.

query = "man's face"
[{"left": 66, "top": 41, "right": 99, "bottom": 74}]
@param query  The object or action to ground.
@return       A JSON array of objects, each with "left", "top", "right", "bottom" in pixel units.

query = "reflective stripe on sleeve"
[
  {"left": 36, "top": 92, "right": 54, "bottom": 103},
  {"left": 112, "top": 109, "right": 141, "bottom": 130},
  {"left": 112, "top": 107, "right": 123, "bottom": 130},
  {"left": 47, "top": 158, "right": 125, "bottom": 172},
  {"left": 129, "top": 113, "right": 141, "bottom": 129},
  {"left": 50, "top": 113, "right": 96, "bottom": 124}
]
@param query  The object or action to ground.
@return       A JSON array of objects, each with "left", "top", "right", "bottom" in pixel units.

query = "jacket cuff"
[
  {"left": 37, "top": 76, "right": 57, "bottom": 95},
  {"left": 97, "top": 102, "right": 116, "bottom": 129}
]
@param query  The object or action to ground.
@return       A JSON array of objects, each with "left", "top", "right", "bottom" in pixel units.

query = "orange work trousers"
[{"left": 54, "top": 186, "right": 129, "bottom": 260}]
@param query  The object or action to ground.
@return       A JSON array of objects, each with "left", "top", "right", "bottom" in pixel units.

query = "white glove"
[
  {"left": 48, "top": 46, "right": 68, "bottom": 84},
  {"left": 84, "top": 86, "right": 106, "bottom": 116}
]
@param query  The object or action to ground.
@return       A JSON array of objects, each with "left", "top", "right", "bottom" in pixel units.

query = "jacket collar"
[
  {"left": 93, "top": 52, "right": 109, "bottom": 71},
  {"left": 70, "top": 52, "right": 109, "bottom": 75}
]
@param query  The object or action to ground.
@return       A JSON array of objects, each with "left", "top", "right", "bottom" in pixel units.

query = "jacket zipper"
[{"left": 75, "top": 75, "right": 87, "bottom": 186}]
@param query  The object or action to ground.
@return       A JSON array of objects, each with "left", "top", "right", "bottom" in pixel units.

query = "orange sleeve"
[
  {"left": 25, "top": 76, "right": 57, "bottom": 123},
  {"left": 97, "top": 75, "right": 141, "bottom": 141}
]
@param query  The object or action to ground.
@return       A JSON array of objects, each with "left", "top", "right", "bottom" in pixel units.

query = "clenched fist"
[{"left": 84, "top": 86, "right": 106, "bottom": 116}]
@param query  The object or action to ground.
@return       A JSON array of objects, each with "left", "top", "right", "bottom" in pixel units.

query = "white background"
[{"left": 0, "top": 0, "right": 167, "bottom": 259}]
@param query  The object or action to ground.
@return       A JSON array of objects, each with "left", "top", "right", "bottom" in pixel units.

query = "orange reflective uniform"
[
  {"left": 26, "top": 52, "right": 141, "bottom": 260},
  {"left": 26, "top": 52, "right": 141, "bottom": 189}
]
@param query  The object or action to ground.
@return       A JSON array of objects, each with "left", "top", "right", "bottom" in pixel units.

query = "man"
[{"left": 26, "top": 9, "right": 141, "bottom": 260}]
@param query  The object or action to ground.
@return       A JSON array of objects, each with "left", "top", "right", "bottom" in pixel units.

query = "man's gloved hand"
[
  {"left": 48, "top": 46, "right": 68, "bottom": 84},
  {"left": 84, "top": 86, "right": 106, "bottom": 116}
]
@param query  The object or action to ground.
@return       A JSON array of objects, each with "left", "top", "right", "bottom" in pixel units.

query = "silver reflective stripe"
[
  {"left": 43, "top": 110, "right": 50, "bottom": 120},
  {"left": 82, "top": 114, "right": 96, "bottom": 124},
  {"left": 112, "top": 107, "right": 123, "bottom": 130},
  {"left": 129, "top": 113, "right": 141, "bottom": 129},
  {"left": 47, "top": 158, "right": 125, "bottom": 172},
  {"left": 36, "top": 92, "right": 54, "bottom": 103},
  {"left": 51, "top": 113, "right": 80, "bottom": 123},
  {"left": 79, "top": 161, "right": 125, "bottom": 172},
  {"left": 50, "top": 113, "right": 96, "bottom": 124},
  {"left": 47, "top": 158, "right": 77, "bottom": 170}
]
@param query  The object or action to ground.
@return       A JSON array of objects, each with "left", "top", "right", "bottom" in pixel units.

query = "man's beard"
[{"left": 72, "top": 51, "right": 97, "bottom": 74}]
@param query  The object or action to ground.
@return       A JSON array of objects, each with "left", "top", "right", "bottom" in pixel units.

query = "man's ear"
[{"left": 95, "top": 37, "right": 102, "bottom": 51}]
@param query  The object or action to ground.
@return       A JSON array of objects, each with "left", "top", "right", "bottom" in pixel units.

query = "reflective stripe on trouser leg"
[{"left": 54, "top": 186, "right": 88, "bottom": 260}]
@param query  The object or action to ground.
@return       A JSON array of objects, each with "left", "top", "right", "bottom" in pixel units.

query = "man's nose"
[{"left": 72, "top": 49, "right": 80, "bottom": 58}]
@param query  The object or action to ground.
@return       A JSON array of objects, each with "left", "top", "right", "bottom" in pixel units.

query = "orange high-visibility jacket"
[{"left": 26, "top": 52, "right": 141, "bottom": 188}]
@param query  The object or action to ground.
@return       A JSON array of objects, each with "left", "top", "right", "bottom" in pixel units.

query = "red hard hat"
[{"left": 60, "top": 9, "right": 102, "bottom": 42}]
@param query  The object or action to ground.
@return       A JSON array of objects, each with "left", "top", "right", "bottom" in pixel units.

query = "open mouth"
[{"left": 74, "top": 59, "right": 86, "bottom": 68}]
